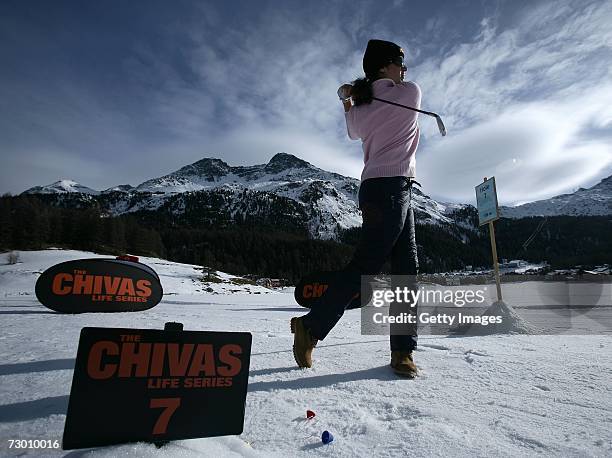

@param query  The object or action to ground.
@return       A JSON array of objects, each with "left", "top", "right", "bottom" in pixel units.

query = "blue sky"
[{"left": 1, "top": 0, "right": 611, "bottom": 205}]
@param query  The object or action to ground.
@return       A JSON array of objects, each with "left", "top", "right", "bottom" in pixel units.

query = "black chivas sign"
[
  {"left": 35, "top": 258, "right": 163, "bottom": 313},
  {"left": 62, "top": 326, "right": 252, "bottom": 450},
  {"left": 295, "top": 270, "right": 373, "bottom": 310}
]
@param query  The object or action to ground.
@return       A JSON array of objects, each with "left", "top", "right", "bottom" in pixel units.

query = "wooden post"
[
  {"left": 476, "top": 176, "right": 503, "bottom": 302},
  {"left": 488, "top": 221, "right": 503, "bottom": 302}
]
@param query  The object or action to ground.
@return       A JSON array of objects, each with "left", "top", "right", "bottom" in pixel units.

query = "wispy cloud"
[
  {"left": 129, "top": 3, "right": 367, "bottom": 177},
  {"left": 412, "top": 0, "right": 612, "bottom": 204},
  {"left": 1, "top": 0, "right": 611, "bottom": 204}
]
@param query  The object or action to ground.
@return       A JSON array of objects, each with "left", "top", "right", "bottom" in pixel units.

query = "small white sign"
[{"left": 475, "top": 177, "right": 500, "bottom": 226}]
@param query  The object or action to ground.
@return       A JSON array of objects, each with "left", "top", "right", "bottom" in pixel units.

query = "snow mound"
[{"left": 452, "top": 300, "right": 541, "bottom": 336}]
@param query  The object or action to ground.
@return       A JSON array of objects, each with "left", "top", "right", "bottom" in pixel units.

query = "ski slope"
[{"left": 0, "top": 250, "right": 611, "bottom": 457}]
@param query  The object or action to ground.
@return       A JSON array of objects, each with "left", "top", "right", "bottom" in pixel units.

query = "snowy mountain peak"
[
  {"left": 264, "top": 153, "right": 312, "bottom": 173},
  {"left": 102, "top": 184, "right": 135, "bottom": 193},
  {"left": 134, "top": 153, "right": 347, "bottom": 195},
  {"left": 593, "top": 175, "right": 612, "bottom": 191},
  {"left": 134, "top": 156, "right": 233, "bottom": 193},
  {"left": 23, "top": 179, "right": 100, "bottom": 195},
  {"left": 175, "top": 157, "right": 232, "bottom": 180}
]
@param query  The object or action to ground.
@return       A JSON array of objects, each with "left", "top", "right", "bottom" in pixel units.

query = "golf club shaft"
[
  {"left": 372, "top": 97, "right": 447, "bottom": 136},
  {"left": 372, "top": 97, "right": 436, "bottom": 117}
]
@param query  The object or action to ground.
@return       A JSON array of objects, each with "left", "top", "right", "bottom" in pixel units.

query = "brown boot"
[
  {"left": 290, "top": 317, "right": 318, "bottom": 368},
  {"left": 390, "top": 351, "right": 418, "bottom": 378}
]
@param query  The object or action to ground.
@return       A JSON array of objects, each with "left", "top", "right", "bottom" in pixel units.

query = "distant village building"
[
  {"left": 501, "top": 260, "right": 527, "bottom": 269},
  {"left": 499, "top": 259, "right": 528, "bottom": 273}
]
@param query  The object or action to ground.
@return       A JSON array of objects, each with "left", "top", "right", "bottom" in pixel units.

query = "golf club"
[{"left": 372, "top": 97, "right": 447, "bottom": 136}]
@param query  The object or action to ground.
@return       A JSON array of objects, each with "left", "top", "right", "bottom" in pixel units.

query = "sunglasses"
[{"left": 390, "top": 56, "right": 407, "bottom": 71}]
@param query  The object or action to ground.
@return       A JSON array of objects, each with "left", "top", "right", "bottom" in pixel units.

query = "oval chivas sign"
[
  {"left": 35, "top": 258, "right": 163, "bottom": 313},
  {"left": 295, "top": 270, "right": 372, "bottom": 310}
]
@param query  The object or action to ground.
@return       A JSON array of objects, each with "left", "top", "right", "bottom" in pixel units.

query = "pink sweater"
[{"left": 345, "top": 79, "right": 421, "bottom": 181}]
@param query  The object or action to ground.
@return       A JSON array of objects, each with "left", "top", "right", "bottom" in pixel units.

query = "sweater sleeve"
[
  {"left": 401, "top": 81, "right": 421, "bottom": 110},
  {"left": 344, "top": 108, "right": 360, "bottom": 140}
]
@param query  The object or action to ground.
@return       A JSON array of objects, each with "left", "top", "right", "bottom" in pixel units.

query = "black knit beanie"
[{"left": 362, "top": 39, "right": 404, "bottom": 78}]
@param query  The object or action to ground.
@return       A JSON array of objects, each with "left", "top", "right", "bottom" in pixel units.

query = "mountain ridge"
[
  {"left": 500, "top": 175, "right": 612, "bottom": 218},
  {"left": 22, "top": 153, "right": 466, "bottom": 240},
  {"left": 21, "top": 154, "right": 611, "bottom": 238}
]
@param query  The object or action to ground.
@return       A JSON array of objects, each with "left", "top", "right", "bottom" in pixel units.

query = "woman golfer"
[{"left": 291, "top": 39, "right": 421, "bottom": 377}]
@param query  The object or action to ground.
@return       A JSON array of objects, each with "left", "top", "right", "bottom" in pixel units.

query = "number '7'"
[{"left": 150, "top": 398, "right": 181, "bottom": 435}]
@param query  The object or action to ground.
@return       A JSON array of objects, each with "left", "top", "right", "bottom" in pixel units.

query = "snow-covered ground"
[{"left": 1, "top": 250, "right": 611, "bottom": 457}]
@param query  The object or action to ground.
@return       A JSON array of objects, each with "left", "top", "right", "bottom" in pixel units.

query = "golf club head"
[{"left": 435, "top": 116, "right": 447, "bottom": 136}]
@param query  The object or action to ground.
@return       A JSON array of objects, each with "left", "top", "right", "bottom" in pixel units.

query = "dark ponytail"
[{"left": 351, "top": 76, "right": 375, "bottom": 106}]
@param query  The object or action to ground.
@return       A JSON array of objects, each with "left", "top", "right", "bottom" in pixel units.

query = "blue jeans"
[{"left": 303, "top": 176, "right": 419, "bottom": 352}]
